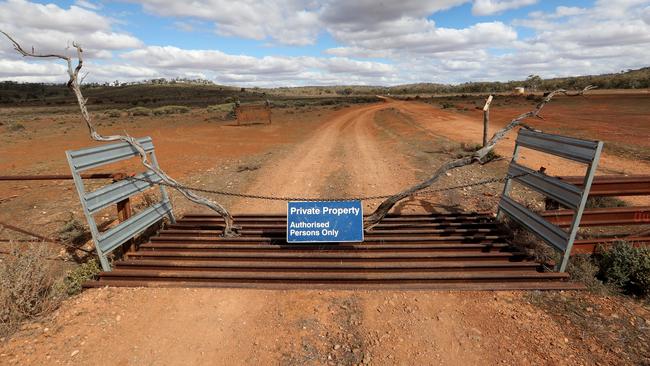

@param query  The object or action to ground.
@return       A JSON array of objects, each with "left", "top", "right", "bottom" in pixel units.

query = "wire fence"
[{"left": 126, "top": 173, "right": 525, "bottom": 202}]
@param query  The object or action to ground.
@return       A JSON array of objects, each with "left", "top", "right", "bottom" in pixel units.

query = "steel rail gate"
[
  {"left": 70, "top": 131, "right": 602, "bottom": 289},
  {"left": 497, "top": 129, "right": 603, "bottom": 272},
  {"left": 66, "top": 137, "right": 175, "bottom": 271}
]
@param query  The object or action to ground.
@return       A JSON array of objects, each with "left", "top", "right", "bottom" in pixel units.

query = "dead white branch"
[
  {"left": 1, "top": 30, "right": 239, "bottom": 236},
  {"left": 364, "top": 86, "right": 597, "bottom": 230}
]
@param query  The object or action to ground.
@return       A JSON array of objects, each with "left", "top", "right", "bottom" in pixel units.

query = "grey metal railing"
[
  {"left": 497, "top": 129, "right": 603, "bottom": 272},
  {"left": 66, "top": 137, "right": 175, "bottom": 271}
]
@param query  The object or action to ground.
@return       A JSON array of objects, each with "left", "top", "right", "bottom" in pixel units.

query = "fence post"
[
  {"left": 483, "top": 95, "right": 493, "bottom": 147},
  {"left": 235, "top": 101, "right": 241, "bottom": 126},
  {"left": 112, "top": 173, "right": 134, "bottom": 254}
]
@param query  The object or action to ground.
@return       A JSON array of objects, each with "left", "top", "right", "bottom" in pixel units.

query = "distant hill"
[
  {"left": 1, "top": 67, "right": 648, "bottom": 106},
  {"left": 256, "top": 67, "right": 650, "bottom": 96},
  {"left": 384, "top": 67, "right": 650, "bottom": 95}
]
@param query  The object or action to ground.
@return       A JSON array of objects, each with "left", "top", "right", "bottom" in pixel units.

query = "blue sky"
[{"left": 1, "top": 0, "right": 650, "bottom": 86}]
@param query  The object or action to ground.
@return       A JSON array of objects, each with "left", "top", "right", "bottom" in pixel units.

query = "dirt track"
[
  {"left": 233, "top": 101, "right": 415, "bottom": 214},
  {"left": 2, "top": 99, "right": 649, "bottom": 365}
]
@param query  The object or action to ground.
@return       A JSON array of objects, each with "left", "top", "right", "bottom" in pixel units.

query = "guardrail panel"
[
  {"left": 516, "top": 129, "right": 600, "bottom": 164},
  {"left": 508, "top": 162, "right": 583, "bottom": 210},
  {"left": 67, "top": 136, "right": 175, "bottom": 271},
  {"left": 98, "top": 200, "right": 172, "bottom": 253},
  {"left": 67, "top": 137, "right": 154, "bottom": 172},
  {"left": 84, "top": 170, "right": 162, "bottom": 214},
  {"left": 499, "top": 196, "right": 569, "bottom": 251}
]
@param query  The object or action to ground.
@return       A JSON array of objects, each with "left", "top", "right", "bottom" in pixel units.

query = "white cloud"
[
  {"left": 0, "top": 0, "right": 141, "bottom": 58},
  {"left": 2, "top": 0, "right": 650, "bottom": 86},
  {"left": 117, "top": 45, "right": 398, "bottom": 86},
  {"left": 319, "top": 0, "right": 467, "bottom": 27},
  {"left": 327, "top": 21, "right": 517, "bottom": 57},
  {"left": 472, "top": 0, "right": 537, "bottom": 16},
  {"left": 643, "top": 6, "right": 650, "bottom": 24},
  {"left": 130, "top": 0, "right": 321, "bottom": 46},
  {"left": 74, "top": 0, "right": 102, "bottom": 11}
]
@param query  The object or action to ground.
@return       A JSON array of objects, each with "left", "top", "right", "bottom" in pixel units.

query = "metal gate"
[
  {"left": 66, "top": 137, "right": 175, "bottom": 271},
  {"left": 497, "top": 129, "right": 603, "bottom": 272}
]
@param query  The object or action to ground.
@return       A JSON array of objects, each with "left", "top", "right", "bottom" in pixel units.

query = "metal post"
[
  {"left": 496, "top": 143, "right": 520, "bottom": 221},
  {"left": 66, "top": 152, "right": 111, "bottom": 271},
  {"left": 558, "top": 141, "right": 604, "bottom": 272},
  {"left": 150, "top": 151, "right": 176, "bottom": 224},
  {"left": 117, "top": 198, "right": 134, "bottom": 253}
]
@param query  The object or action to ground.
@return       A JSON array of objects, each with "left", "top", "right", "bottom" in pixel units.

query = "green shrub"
[
  {"left": 597, "top": 242, "right": 650, "bottom": 297},
  {"left": 104, "top": 109, "right": 121, "bottom": 118},
  {"left": 207, "top": 103, "right": 235, "bottom": 113},
  {"left": 64, "top": 259, "right": 101, "bottom": 296},
  {"left": 152, "top": 105, "right": 191, "bottom": 115},
  {"left": 127, "top": 107, "right": 153, "bottom": 116}
]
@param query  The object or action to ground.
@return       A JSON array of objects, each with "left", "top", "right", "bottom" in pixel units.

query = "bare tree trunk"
[
  {"left": 483, "top": 95, "right": 493, "bottom": 147},
  {"left": 0, "top": 30, "right": 240, "bottom": 237}
]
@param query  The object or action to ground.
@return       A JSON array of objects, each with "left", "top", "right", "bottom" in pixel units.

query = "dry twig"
[
  {"left": 364, "top": 86, "right": 597, "bottom": 229},
  {"left": 0, "top": 30, "right": 239, "bottom": 236}
]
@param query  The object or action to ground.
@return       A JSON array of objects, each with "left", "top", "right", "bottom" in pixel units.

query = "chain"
[{"left": 127, "top": 173, "right": 526, "bottom": 202}]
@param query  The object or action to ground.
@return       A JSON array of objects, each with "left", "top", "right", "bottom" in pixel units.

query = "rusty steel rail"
[
  {"left": 544, "top": 175, "right": 650, "bottom": 254},
  {"left": 0, "top": 220, "right": 93, "bottom": 254},
  {"left": 572, "top": 236, "right": 650, "bottom": 254},
  {"left": 542, "top": 206, "right": 650, "bottom": 227},
  {"left": 0, "top": 173, "right": 122, "bottom": 181},
  {"left": 0, "top": 171, "right": 131, "bottom": 255},
  {"left": 85, "top": 213, "right": 584, "bottom": 290},
  {"left": 0, "top": 221, "right": 59, "bottom": 243},
  {"left": 557, "top": 175, "right": 650, "bottom": 196}
]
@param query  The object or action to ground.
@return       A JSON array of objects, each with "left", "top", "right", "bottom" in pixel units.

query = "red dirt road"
[
  {"left": 1, "top": 99, "right": 649, "bottom": 365},
  {"left": 233, "top": 102, "right": 416, "bottom": 214}
]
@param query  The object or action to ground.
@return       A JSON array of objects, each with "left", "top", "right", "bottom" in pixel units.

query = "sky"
[{"left": 0, "top": 0, "right": 649, "bottom": 86}]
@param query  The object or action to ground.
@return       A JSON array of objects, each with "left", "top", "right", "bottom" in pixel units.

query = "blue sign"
[{"left": 287, "top": 201, "right": 364, "bottom": 243}]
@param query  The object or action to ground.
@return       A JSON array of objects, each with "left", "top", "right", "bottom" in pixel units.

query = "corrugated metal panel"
[
  {"left": 498, "top": 196, "right": 569, "bottom": 252},
  {"left": 67, "top": 136, "right": 175, "bottom": 271},
  {"left": 516, "top": 129, "right": 600, "bottom": 164},
  {"left": 85, "top": 170, "right": 162, "bottom": 214},
  {"left": 67, "top": 137, "right": 154, "bottom": 172},
  {"left": 98, "top": 200, "right": 172, "bottom": 253},
  {"left": 508, "top": 162, "right": 583, "bottom": 210}
]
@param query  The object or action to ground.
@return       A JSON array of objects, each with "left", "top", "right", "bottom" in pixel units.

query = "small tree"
[{"left": 526, "top": 74, "right": 542, "bottom": 92}]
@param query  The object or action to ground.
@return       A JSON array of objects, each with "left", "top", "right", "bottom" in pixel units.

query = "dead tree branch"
[
  {"left": 364, "top": 86, "right": 597, "bottom": 230},
  {"left": 1, "top": 30, "right": 239, "bottom": 236}
]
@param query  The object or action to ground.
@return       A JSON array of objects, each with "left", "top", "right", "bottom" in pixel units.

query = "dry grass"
[
  {"left": 103, "top": 109, "right": 122, "bottom": 118},
  {"left": 152, "top": 105, "right": 191, "bottom": 115},
  {"left": 127, "top": 106, "right": 153, "bottom": 116},
  {"left": 0, "top": 245, "right": 65, "bottom": 337},
  {"left": 526, "top": 291, "right": 650, "bottom": 365}
]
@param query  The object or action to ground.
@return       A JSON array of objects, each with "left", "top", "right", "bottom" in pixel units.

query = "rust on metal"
[
  {"left": 542, "top": 206, "right": 650, "bottom": 227},
  {"left": 0, "top": 220, "right": 59, "bottom": 243},
  {"left": 544, "top": 174, "right": 650, "bottom": 254},
  {"left": 557, "top": 175, "right": 650, "bottom": 196},
  {"left": 86, "top": 213, "right": 583, "bottom": 290},
  {"left": 572, "top": 237, "right": 650, "bottom": 254},
  {"left": 117, "top": 198, "right": 135, "bottom": 253}
]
